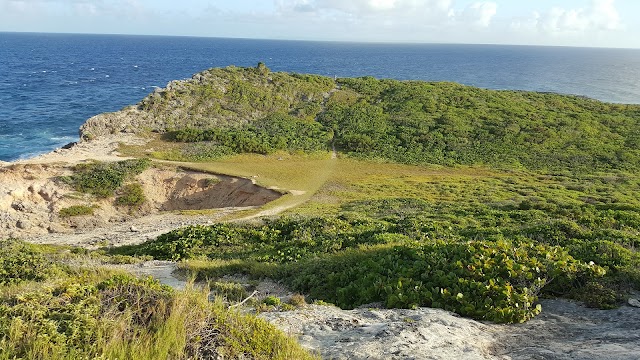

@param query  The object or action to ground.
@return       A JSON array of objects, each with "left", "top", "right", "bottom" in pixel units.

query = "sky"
[{"left": 1, "top": 0, "right": 639, "bottom": 48}]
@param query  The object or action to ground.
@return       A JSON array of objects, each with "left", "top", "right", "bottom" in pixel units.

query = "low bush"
[
  {"left": 262, "top": 296, "right": 281, "bottom": 306},
  {"left": 59, "top": 205, "right": 95, "bottom": 217},
  {"left": 0, "top": 252, "right": 317, "bottom": 360},
  {"left": 171, "top": 113, "right": 331, "bottom": 156},
  {"left": 64, "top": 159, "right": 151, "bottom": 198},
  {"left": 210, "top": 281, "right": 248, "bottom": 303},
  {"left": 0, "top": 239, "right": 57, "bottom": 285},
  {"left": 284, "top": 240, "right": 602, "bottom": 323},
  {"left": 115, "top": 183, "right": 146, "bottom": 207}
]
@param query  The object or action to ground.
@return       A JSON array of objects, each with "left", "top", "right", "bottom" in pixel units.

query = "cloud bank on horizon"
[{"left": 0, "top": 0, "right": 637, "bottom": 48}]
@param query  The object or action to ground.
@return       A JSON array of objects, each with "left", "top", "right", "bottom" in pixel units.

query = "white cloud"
[
  {"left": 512, "top": 0, "right": 621, "bottom": 36},
  {"left": 278, "top": 0, "right": 454, "bottom": 18},
  {"left": 275, "top": 0, "right": 499, "bottom": 29},
  {"left": 460, "top": 2, "right": 497, "bottom": 28}
]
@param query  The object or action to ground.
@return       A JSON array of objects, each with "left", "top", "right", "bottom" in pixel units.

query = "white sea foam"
[
  {"left": 17, "top": 151, "right": 46, "bottom": 160},
  {"left": 50, "top": 136, "right": 76, "bottom": 141}
]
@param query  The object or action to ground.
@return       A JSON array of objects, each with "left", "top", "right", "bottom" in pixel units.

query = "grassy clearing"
[{"left": 177, "top": 151, "right": 338, "bottom": 220}]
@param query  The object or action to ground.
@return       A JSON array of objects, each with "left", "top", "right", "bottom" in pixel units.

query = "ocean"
[{"left": 1, "top": 32, "right": 640, "bottom": 162}]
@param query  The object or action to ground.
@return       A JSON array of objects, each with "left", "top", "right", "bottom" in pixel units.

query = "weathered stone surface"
[{"left": 16, "top": 220, "right": 31, "bottom": 229}]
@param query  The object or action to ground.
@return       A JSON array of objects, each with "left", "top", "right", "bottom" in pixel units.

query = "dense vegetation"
[
  {"left": 149, "top": 65, "right": 640, "bottom": 172},
  {"left": 6, "top": 65, "right": 640, "bottom": 355},
  {"left": 170, "top": 113, "right": 331, "bottom": 158},
  {"left": 0, "top": 239, "right": 317, "bottom": 360},
  {"left": 62, "top": 159, "right": 151, "bottom": 198},
  {"left": 112, "top": 190, "right": 640, "bottom": 322}
]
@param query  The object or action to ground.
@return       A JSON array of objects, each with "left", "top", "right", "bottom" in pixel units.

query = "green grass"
[
  {"left": 59, "top": 205, "right": 96, "bottom": 218},
  {"left": 9, "top": 65, "right": 640, "bottom": 353},
  {"left": 0, "top": 241, "right": 318, "bottom": 360},
  {"left": 61, "top": 159, "right": 151, "bottom": 198}
]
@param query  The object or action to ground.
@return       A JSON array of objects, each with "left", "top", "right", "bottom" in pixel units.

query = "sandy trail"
[{"left": 14, "top": 134, "right": 145, "bottom": 165}]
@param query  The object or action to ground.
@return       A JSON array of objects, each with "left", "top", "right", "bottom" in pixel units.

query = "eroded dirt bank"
[{"left": 0, "top": 161, "right": 281, "bottom": 246}]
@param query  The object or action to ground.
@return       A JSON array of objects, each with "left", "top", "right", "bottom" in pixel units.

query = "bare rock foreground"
[{"left": 129, "top": 261, "right": 640, "bottom": 360}]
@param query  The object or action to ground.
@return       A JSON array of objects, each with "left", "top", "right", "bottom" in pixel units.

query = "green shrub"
[
  {"left": 288, "top": 294, "right": 307, "bottom": 307},
  {"left": 59, "top": 205, "right": 96, "bottom": 217},
  {"left": 282, "top": 240, "right": 602, "bottom": 323},
  {"left": 65, "top": 159, "right": 151, "bottom": 198},
  {"left": 0, "top": 239, "right": 56, "bottom": 285},
  {"left": 262, "top": 296, "right": 281, "bottom": 306},
  {"left": 172, "top": 113, "right": 331, "bottom": 156},
  {"left": 116, "top": 183, "right": 146, "bottom": 207},
  {"left": 0, "top": 273, "right": 317, "bottom": 360},
  {"left": 210, "top": 281, "right": 248, "bottom": 303}
]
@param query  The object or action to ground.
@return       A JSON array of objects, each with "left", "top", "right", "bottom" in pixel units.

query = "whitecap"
[
  {"left": 90, "top": 67, "right": 95, "bottom": 71},
  {"left": 50, "top": 136, "right": 76, "bottom": 141},
  {"left": 17, "top": 151, "right": 47, "bottom": 160},
  {"left": 133, "top": 65, "right": 139, "bottom": 68},
  {"left": 105, "top": 75, "right": 110, "bottom": 78}
]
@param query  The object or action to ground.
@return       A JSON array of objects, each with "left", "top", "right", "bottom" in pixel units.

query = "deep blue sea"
[{"left": 2, "top": 32, "right": 640, "bottom": 161}]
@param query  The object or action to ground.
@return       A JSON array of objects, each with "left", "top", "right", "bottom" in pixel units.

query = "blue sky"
[{"left": 1, "top": 0, "right": 639, "bottom": 48}]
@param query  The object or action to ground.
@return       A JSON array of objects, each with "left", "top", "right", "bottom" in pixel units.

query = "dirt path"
[
  {"left": 232, "top": 144, "right": 339, "bottom": 222},
  {"left": 257, "top": 297, "right": 640, "bottom": 360},
  {"left": 492, "top": 297, "right": 640, "bottom": 360}
]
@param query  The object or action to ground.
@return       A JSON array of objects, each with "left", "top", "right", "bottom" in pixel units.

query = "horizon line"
[{"left": 1, "top": 30, "right": 639, "bottom": 51}]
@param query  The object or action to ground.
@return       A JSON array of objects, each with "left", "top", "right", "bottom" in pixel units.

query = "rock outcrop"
[{"left": 79, "top": 65, "right": 335, "bottom": 140}]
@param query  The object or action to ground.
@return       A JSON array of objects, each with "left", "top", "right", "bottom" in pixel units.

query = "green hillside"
[
  {"left": 4, "top": 65, "right": 640, "bottom": 358},
  {"left": 116, "top": 65, "right": 640, "bottom": 322},
  {"left": 137, "top": 64, "right": 640, "bottom": 172}
]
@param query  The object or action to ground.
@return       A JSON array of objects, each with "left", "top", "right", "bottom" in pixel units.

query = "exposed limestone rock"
[{"left": 16, "top": 220, "right": 31, "bottom": 230}]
